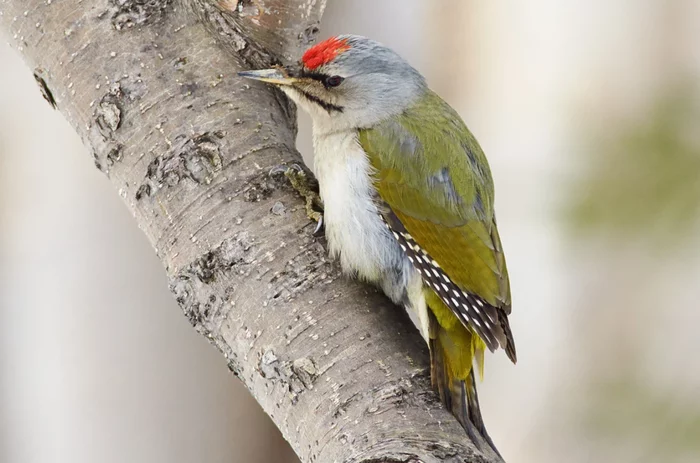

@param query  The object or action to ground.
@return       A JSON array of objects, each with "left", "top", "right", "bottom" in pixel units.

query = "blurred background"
[{"left": 2, "top": 1, "right": 699, "bottom": 462}]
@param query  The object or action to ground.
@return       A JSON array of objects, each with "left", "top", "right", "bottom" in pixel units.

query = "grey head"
[{"left": 239, "top": 35, "right": 427, "bottom": 133}]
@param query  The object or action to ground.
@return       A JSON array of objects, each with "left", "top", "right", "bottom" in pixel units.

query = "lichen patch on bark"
[
  {"left": 137, "top": 131, "right": 224, "bottom": 198},
  {"left": 110, "top": 0, "right": 173, "bottom": 31},
  {"left": 170, "top": 232, "right": 256, "bottom": 332},
  {"left": 258, "top": 349, "right": 318, "bottom": 404}
]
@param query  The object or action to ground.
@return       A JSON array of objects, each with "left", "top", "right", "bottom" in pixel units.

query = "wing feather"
[{"left": 360, "top": 90, "right": 516, "bottom": 361}]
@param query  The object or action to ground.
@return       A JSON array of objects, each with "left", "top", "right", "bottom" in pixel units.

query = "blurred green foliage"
[
  {"left": 567, "top": 85, "right": 700, "bottom": 247},
  {"left": 567, "top": 84, "right": 700, "bottom": 461},
  {"left": 583, "top": 378, "right": 700, "bottom": 461}
]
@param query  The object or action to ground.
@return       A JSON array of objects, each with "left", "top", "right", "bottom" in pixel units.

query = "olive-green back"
[{"left": 359, "top": 90, "right": 515, "bottom": 360}]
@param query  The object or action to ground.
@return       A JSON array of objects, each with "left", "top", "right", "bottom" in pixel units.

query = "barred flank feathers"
[{"left": 381, "top": 212, "right": 510, "bottom": 355}]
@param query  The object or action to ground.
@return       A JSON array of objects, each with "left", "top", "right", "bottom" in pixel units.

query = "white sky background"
[{"left": 2, "top": 1, "right": 699, "bottom": 463}]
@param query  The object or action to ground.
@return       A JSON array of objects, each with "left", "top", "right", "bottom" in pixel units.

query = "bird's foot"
[{"left": 271, "top": 163, "right": 324, "bottom": 235}]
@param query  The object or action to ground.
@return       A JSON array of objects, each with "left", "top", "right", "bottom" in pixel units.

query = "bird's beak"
[{"left": 237, "top": 68, "right": 297, "bottom": 86}]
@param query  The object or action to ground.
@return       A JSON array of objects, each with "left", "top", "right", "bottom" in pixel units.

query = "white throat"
[
  {"left": 312, "top": 129, "right": 387, "bottom": 281},
  {"left": 310, "top": 128, "right": 430, "bottom": 341}
]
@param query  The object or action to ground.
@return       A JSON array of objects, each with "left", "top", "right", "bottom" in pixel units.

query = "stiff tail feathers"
[{"left": 429, "top": 319, "right": 502, "bottom": 459}]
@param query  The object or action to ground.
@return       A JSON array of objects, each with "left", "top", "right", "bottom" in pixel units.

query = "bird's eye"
[{"left": 324, "top": 75, "right": 344, "bottom": 88}]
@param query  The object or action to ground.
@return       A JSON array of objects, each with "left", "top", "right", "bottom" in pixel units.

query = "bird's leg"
[{"left": 271, "top": 164, "right": 324, "bottom": 235}]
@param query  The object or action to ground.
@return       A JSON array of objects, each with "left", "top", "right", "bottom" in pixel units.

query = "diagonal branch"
[{"left": 0, "top": 1, "right": 503, "bottom": 461}]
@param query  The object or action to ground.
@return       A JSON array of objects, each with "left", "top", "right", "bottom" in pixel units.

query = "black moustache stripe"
[{"left": 299, "top": 90, "right": 344, "bottom": 113}]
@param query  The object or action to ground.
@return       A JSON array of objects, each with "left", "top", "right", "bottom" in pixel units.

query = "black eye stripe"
[
  {"left": 298, "top": 90, "right": 344, "bottom": 113},
  {"left": 301, "top": 71, "right": 344, "bottom": 88},
  {"left": 302, "top": 71, "right": 327, "bottom": 81},
  {"left": 295, "top": 69, "right": 344, "bottom": 113}
]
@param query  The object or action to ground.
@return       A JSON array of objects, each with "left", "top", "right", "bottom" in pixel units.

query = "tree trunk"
[{"left": 0, "top": 1, "right": 503, "bottom": 462}]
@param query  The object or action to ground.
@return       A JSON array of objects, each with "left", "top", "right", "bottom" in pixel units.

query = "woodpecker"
[{"left": 240, "top": 35, "right": 516, "bottom": 452}]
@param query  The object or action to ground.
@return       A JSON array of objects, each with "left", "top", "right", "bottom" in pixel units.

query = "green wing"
[{"left": 359, "top": 90, "right": 515, "bottom": 361}]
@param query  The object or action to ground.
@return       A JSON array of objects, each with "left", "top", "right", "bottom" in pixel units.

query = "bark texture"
[{"left": 0, "top": 1, "right": 503, "bottom": 462}]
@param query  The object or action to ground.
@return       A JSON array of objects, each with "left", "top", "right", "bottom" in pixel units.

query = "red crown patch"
[{"left": 302, "top": 36, "right": 351, "bottom": 70}]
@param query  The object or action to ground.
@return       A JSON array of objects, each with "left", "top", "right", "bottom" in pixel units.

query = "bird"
[{"left": 239, "top": 35, "right": 516, "bottom": 454}]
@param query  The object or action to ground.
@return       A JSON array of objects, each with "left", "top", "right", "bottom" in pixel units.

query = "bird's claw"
[
  {"left": 313, "top": 214, "right": 324, "bottom": 236},
  {"left": 269, "top": 163, "right": 303, "bottom": 176},
  {"left": 270, "top": 162, "right": 324, "bottom": 236}
]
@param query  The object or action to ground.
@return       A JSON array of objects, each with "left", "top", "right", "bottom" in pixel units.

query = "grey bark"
[{"left": 0, "top": 1, "right": 503, "bottom": 462}]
